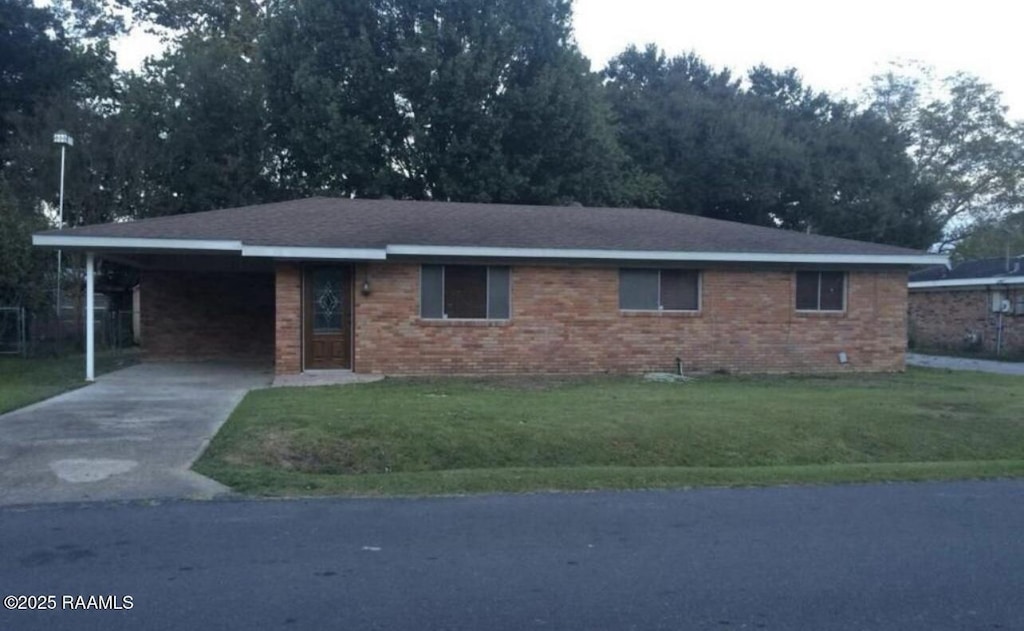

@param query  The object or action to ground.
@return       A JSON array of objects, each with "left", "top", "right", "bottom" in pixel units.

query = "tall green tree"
[
  {"left": 112, "top": 0, "right": 271, "bottom": 217},
  {"left": 603, "top": 47, "right": 938, "bottom": 248},
  {"left": 868, "top": 63, "right": 1024, "bottom": 249},
  {"left": 0, "top": 178, "right": 50, "bottom": 308},
  {"left": 952, "top": 212, "right": 1024, "bottom": 262},
  {"left": 263, "top": 0, "right": 653, "bottom": 206}
]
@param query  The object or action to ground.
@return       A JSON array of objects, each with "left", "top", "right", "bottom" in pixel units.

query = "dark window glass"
[
  {"left": 312, "top": 268, "right": 344, "bottom": 332},
  {"left": 619, "top": 269, "right": 659, "bottom": 309},
  {"left": 420, "top": 265, "right": 443, "bottom": 318},
  {"left": 487, "top": 267, "right": 511, "bottom": 319},
  {"left": 444, "top": 266, "right": 488, "bottom": 318},
  {"left": 795, "top": 271, "right": 820, "bottom": 310},
  {"left": 819, "top": 272, "right": 845, "bottom": 311},
  {"left": 796, "top": 271, "right": 846, "bottom": 311},
  {"left": 660, "top": 270, "right": 700, "bottom": 310},
  {"left": 421, "top": 265, "right": 510, "bottom": 320}
]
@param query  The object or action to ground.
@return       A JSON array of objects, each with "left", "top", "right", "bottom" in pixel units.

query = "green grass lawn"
[
  {"left": 194, "top": 368, "right": 1024, "bottom": 496},
  {"left": 0, "top": 353, "right": 136, "bottom": 414}
]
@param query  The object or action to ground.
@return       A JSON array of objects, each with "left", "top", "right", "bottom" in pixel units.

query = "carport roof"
[{"left": 33, "top": 197, "right": 947, "bottom": 266}]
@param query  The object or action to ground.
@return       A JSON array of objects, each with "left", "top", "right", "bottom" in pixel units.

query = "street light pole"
[{"left": 53, "top": 130, "right": 74, "bottom": 354}]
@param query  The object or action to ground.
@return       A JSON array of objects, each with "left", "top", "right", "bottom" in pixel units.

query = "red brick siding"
[
  {"left": 141, "top": 270, "right": 273, "bottom": 362},
  {"left": 275, "top": 263, "right": 303, "bottom": 375},
  {"left": 909, "top": 288, "right": 1024, "bottom": 356},
  {"left": 349, "top": 264, "right": 908, "bottom": 375}
]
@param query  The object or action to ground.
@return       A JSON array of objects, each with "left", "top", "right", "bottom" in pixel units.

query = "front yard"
[{"left": 194, "top": 368, "right": 1024, "bottom": 496}]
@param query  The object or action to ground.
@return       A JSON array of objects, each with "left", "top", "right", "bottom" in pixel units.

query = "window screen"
[
  {"left": 619, "top": 269, "right": 660, "bottom": 310},
  {"left": 619, "top": 269, "right": 700, "bottom": 311},
  {"left": 420, "top": 265, "right": 444, "bottom": 318},
  {"left": 420, "top": 265, "right": 511, "bottom": 319},
  {"left": 487, "top": 267, "right": 511, "bottom": 319},
  {"left": 660, "top": 270, "right": 700, "bottom": 310}
]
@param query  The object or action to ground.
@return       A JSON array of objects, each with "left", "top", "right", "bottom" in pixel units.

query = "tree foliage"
[
  {"left": 262, "top": 0, "right": 650, "bottom": 206},
  {"left": 867, "top": 63, "right": 1024, "bottom": 249},
  {"left": 7, "top": 0, "right": 1022, "bottom": 259},
  {"left": 951, "top": 212, "right": 1024, "bottom": 262},
  {"left": 603, "top": 46, "right": 940, "bottom": 248}
]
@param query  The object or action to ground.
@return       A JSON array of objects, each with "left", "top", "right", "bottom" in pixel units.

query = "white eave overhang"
[
  {"left": 386, "top": 244, "right": 949, "bottom": 266},
  {"left": 909, "top": 277, "right": 1024, "bottom": 290},
  {"left": 31, "top": 235, "right": 244, "bottom": 251},
  {"left": 31, "top": 235, "right": 387, "bottom": 261},
  {"left": 240, "top": 245, "right": 386, "bottom": 260},
  {"left": 32, "top": 234, "right": 948, "bottom": 266}
]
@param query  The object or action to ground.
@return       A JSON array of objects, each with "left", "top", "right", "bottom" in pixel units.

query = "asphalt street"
[{"left": 1, "top": 480, "right": 1021, "bottom": 630}]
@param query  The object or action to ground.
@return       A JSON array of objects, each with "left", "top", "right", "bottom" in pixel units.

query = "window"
[
  {"left": 796, "top": 271, "right": 845, "bottom": 311},
  {"left": 619, "top": 269, "right": 700, "bottom": 311},
  {"left": 420, "top": 265, "right": 511, "bottom": 319}
]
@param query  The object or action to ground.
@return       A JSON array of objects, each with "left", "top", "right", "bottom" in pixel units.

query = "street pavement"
[{"left": 1, "top": 479, "right": 1022, "bottom": 630}]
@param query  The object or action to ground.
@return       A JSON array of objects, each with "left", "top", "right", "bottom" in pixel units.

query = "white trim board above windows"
[{"left": 32, "top": 235, "right": 948, "bottom": 267}]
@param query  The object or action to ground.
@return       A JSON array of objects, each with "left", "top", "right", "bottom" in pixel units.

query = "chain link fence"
[
  {"left": 0, "top": 302, "right": 136, "bottom": 357},
  {"left": 0, "top": 307, "right": 27, "bottom": 356}
]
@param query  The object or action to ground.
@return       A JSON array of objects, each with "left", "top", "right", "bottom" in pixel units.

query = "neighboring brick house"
[
  {"left": 34, "top": 198, "right": 945, "bottom": 379},
  {"left": 909, "top": 256, "right": 1024, "bottom": 357}
]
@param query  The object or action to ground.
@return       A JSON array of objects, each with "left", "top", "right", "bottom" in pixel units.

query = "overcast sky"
[
  {"left": 113, "top": 0, "right": 1024, "bottom": 118},
  {"left": 573, "top": 0, "right": 1023, "bottom": 117}
]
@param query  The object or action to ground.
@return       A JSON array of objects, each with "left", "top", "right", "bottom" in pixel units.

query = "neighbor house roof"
[
  {"left": 34, "top": 197, "right": 947, "bottom": 266},
  {"left": 909, "top": 255, "right": 1024, "bottom": 289}
]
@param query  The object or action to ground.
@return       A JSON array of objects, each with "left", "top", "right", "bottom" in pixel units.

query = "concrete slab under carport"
[{"left": 0, "top": 362, "right": 271, "bottom": 506}]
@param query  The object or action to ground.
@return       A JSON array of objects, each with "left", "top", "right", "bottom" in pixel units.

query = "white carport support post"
[{"left": 85, "top": 252, "right": 95, "bottom": 382}]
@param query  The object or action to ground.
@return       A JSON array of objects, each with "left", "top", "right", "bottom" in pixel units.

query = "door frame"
[{"left": 302, "top": 264, "right": 354, "bottom": 371}]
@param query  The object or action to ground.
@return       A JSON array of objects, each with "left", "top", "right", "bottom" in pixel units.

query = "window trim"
[
  {"left": 618, "top": 268, "right": 702, "bottom": 312},
  {"left": 794, "top": 271, "right": 847, "bottom": 313},
  {"left": 419, "top": 264, "right": 512, "bottom": 321}
]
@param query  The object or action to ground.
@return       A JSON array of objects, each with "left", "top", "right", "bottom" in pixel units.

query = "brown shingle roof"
[{"left": 38, "top": 197, "right": 934, "bottom": 260}]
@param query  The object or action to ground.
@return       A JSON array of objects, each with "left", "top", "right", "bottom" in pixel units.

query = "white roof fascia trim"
[
  {"left": 32, "top": 235, "right": 242, "bottom": 251},
  {"left": 241, "top": 246, "right": 387, "bottom": 260},
  {"left": 909, "top": 277, "right": 1024, "bottom": 290},
  {"left": 386, "top": 245, "right": 948, "bottom": 266}
]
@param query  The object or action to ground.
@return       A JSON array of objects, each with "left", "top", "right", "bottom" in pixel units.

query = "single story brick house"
[
  {"left": 909, "top": 256, "right": 1024, "bottom": 356},
  {"left": 33, "top": 198, "right": 946, "bottom": 379}
]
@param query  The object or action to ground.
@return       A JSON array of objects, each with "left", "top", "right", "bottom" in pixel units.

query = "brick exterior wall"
[
  {"left": 349, "top": 264, "right": 908, "bottom": 375},
  {"left": 275, "top": 263, "right": 303, "bottom": 375},
  {"left": 909, "top": 288, "right": 1024, "bottom": 356},
  {"left": 141, "top": 270, "right": 274, "bottom": 362}
]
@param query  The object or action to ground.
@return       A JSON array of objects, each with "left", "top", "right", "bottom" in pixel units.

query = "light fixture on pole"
[{"left": 53, "top": 130, "right": 73, "bottom": 352}]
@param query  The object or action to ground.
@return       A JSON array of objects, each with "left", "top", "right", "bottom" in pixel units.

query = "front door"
[{"left": 304, "top": 266, "right": 352, "bottom": 369}]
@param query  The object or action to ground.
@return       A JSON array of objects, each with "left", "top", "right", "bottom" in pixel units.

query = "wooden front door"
[{"left": 304, "top": 266, "right": 352, "bottom": 369}]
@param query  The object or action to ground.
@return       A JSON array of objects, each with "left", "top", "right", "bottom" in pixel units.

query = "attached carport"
[
  {"left": 32, "top": 203, "right": 386, "bottom": 379},
  {"left": 28, "top": 237, "right": 278, "bottom": 378}
]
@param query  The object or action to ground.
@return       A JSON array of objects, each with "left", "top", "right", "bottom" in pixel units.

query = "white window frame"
[
  {"left": 419, "top": 265, "right": 512, "bottom": 320},
  {"left": 619, "top": 269, "right": 702, "bottom": 312},
  {"left": 795, "top": 271, "right": 847, "bottom": 313}
]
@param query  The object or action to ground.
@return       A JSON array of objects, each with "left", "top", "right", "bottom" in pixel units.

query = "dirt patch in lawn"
[{"left": 245, "top": 430, "right": 388, "bottom": 475}]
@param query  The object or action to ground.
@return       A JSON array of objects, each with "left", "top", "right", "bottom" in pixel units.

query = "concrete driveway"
[
  {"left": 907, "top": 352, "right": 1024, "bottom": 375},
  {"left": 0, "top": 362, "right": 270, "bottom": 506}
]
